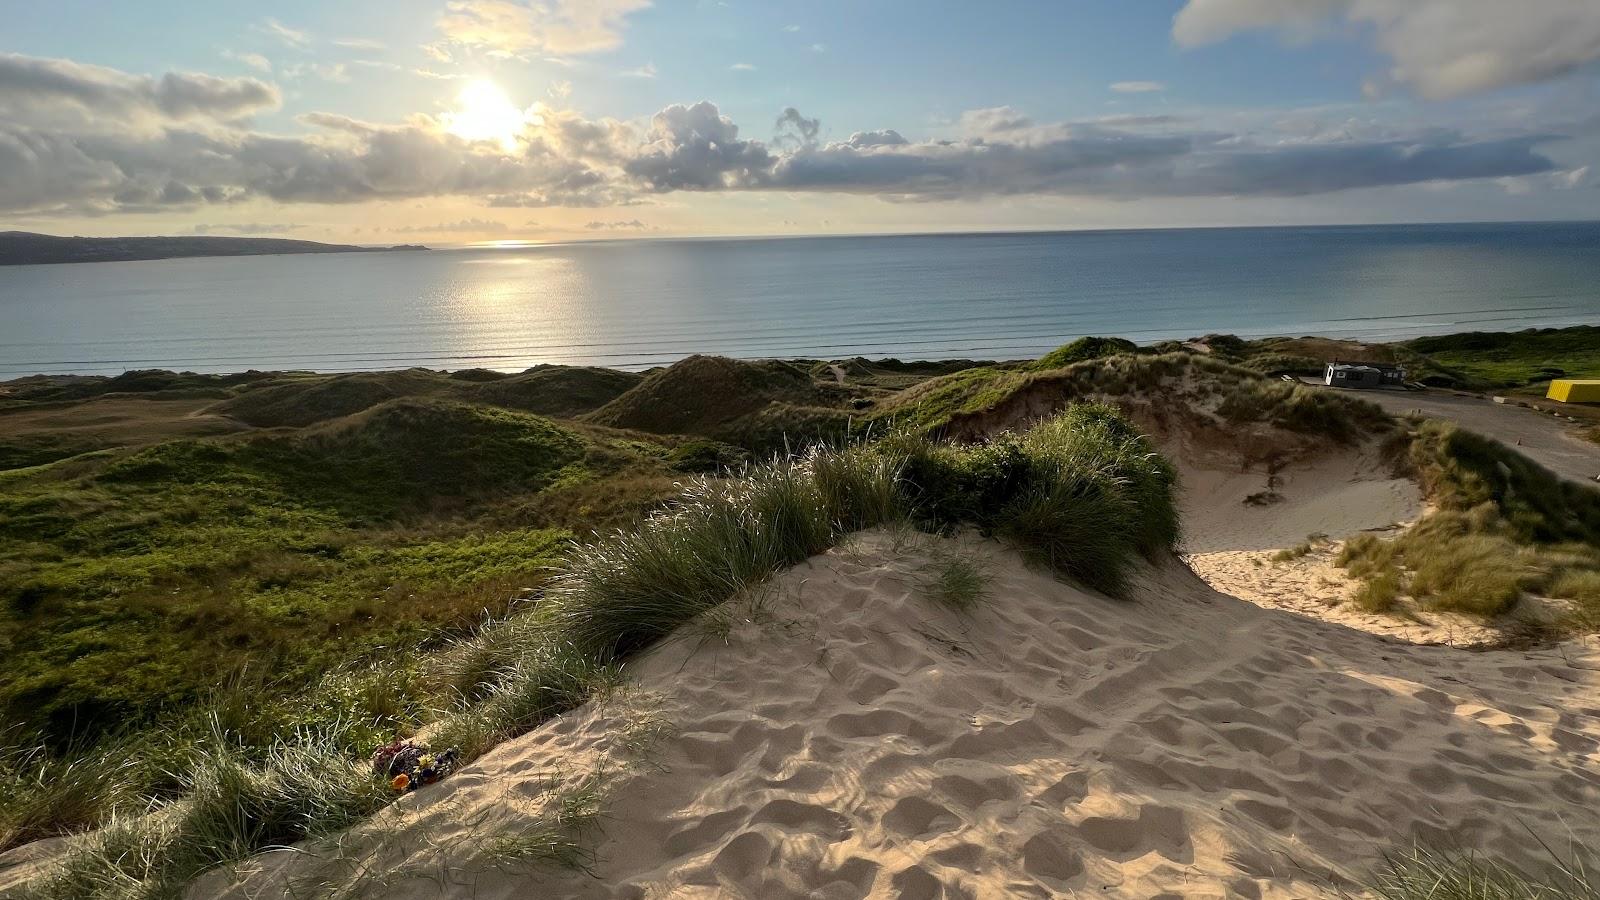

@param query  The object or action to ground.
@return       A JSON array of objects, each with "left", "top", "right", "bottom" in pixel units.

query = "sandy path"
[{"left": 200, "top": 531, "right": 1600, "bottom": 900}]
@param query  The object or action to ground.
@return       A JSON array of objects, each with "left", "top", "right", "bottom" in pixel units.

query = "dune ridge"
[{"left": 197, "top": 530, "right": 1600, "bottom": 899}]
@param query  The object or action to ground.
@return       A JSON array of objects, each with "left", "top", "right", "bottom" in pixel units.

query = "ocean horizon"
[{"left": 4, "top": 220, "right": 1598, "bottom": 378}]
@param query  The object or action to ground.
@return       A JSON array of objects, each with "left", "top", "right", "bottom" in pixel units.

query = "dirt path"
[{"left": 1302, "top": 380, "right": 1600, "bottom": 487}]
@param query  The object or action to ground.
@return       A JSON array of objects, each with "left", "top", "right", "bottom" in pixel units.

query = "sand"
[
  {"left": 1173, "top": 439, "right": 1514, "bottom": 646},
  {"left": 194, "top": 529, "right": 1600, "bottom": 900}
]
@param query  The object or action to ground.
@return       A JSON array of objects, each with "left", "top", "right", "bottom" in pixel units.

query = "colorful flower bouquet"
[{"left": 371, "top": 739, "right": 460, "bottom": 792}]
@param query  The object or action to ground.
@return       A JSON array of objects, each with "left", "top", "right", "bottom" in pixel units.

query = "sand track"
[{"left": 201, "top": 531, "right": 1600, "bottom": 900}]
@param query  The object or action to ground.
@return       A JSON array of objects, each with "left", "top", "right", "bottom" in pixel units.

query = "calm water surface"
[{"left": 3, "top": 222, "right": 1598, "bottom": 377}]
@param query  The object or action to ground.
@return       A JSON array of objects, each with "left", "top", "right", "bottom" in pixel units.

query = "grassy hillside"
[
  {"left": 1402, "top": 326, "right": 1600, "bottom": 391},
  {"left": 0, "top": 397, "right": 687, "bottom": 750}
]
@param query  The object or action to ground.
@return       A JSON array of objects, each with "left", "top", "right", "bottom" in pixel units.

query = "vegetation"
[
  {"left": 1028, "top": 336, "right": 1138, "bottom": 371},
  {"left": 1365, "top": 845, "right": 1599, "bottom": 900},
  {"left": 3, "top": 398, "right": 1178, "bottom": 898},
  {"left": 6, "top": 324, "right": 1591, "bottom": 896},
  {"left": 918, "top": 553, "right": 990, "bottom": 612},
  {"left": 1403, "top": 326, "right": 1600, "bottom": 391},
  {"left": 1337, "top": 421, "right": 1600, "bottom": 623}
]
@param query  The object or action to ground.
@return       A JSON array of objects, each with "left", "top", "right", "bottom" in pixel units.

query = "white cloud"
[
  {"left": 782, "top": 24, "right": 800, "bottom": 32},
  {"left": 436, "top": 0, "right": 652, "bottom": 56},
  {"left": 283, "top": 62, "right": 350, "bottom": 83},
  {"left": 333, "top": 37, "right": 387, "bottom": 51},
  {"left": 256, "top": 18, "right": 311, "bottom": 49},
  {"left": 618, "top": 62, "right": 657, "bottom": 79},
  {"left": 222, "top": 51, "right": 273, "bottom": 73},
  {"left": 1110, "top": 81, "right": 1166, "bottom": 93},
  {"left": 1173, "top": 0, "right": 1600, "bottom": 99},
  {"left": 730, "top": 62, "right": 756, "bottom": 71}
]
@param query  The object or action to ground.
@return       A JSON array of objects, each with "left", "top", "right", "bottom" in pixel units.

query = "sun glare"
[{"left": 445, "top": 80, "right": 526, "bottom": 152}]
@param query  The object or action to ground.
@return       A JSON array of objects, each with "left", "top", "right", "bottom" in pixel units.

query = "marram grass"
[{"left": 14, "top": 404, "right": 1179, "bottom": 899}]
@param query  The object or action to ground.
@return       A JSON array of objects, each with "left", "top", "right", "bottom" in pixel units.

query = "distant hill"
[{"left": 0, "top": 231, "right": 427, "bottom": 266}]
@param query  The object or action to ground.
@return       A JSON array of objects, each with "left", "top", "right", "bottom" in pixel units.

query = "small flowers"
[{"left": 390, "top": 773, "right": 410, "bottom": 791}]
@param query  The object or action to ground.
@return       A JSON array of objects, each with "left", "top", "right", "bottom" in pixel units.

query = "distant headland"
[{"left": 0, "top": 231, "right": 428, "bottom": 266}]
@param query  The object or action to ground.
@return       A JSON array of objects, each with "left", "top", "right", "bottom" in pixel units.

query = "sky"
[{"left": 2, "top": 0, "right": 1598, "bottom": 244}]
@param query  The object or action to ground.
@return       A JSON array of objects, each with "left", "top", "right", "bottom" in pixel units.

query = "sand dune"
[{"left": 199, "top": 530, "right": 1600, "bottom": 899}]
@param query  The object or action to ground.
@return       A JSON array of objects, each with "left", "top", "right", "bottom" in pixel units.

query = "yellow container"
[{"left": 1546, "top": 379, "right": 1600, "bottom": 403}]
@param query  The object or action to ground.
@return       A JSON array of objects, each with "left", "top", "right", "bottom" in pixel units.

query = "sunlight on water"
[{"left": 2, "top": 224, "right": 1597, "bottom": 377}]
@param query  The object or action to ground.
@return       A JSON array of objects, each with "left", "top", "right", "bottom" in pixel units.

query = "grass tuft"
[
  {"left": 1365, "top": 845, "right": 1600, "bottom": 900},
  {"left": 919, "top": 554, "right": 990, "bottom": 612}
]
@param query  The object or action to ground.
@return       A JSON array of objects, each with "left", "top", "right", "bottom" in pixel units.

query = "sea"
[{"left": 3, "top": 221, "right": 1598, "bottom": 379}]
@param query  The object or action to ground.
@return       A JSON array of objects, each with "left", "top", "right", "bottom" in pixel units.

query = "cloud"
[
  {"left": 584, "top": 218, "right": 647, "bottom": 229},
  {"left": 1110, "top": 81, "right": 1166, "bottom": 93},
  {"left": 0, "top": 53, "right": 280, "bottom": 125},
  {"left": 392, "top": 218, "right": 509, "bottom": 233},
  {"left": 256, "top": 18, "right": 311, "bottom": 49},
  {"left": 845, "top": 130, "right": 909, "bottom": 148},
  {"left": 283, "top": 62, "right": 350, "bottom": 83},
  {"left": 223, "top": 51, "right": 273, "bottom": 73},
  {"left": 333, "top": 38, "right": 387, "bottom": 51},
  {"left": 730, "top": 62, "right": 756, "bottom": 71},
  {"left": 774, "top": 106, "right": 821, "bottom": 150},
  {"left": 618, "top": 62, "right": 657, "bottom": 79},
  {"left": 624, "top": 101, "right": 775, "bottom": 190},
  {"left": 958, "top": 106, "right": 1034, "bottom": 135},
  {"left": 1173, "top": 0, "right": 1600, "bottom": 99},
  {"left": 436, "top": 0, "right": 652, "bottom": 56},
  {"left": 0, "top": 54, "right": 1577, "bottom": 216},
  {"left": 190, "top": 222, "right": 300, "bottom": 234}
]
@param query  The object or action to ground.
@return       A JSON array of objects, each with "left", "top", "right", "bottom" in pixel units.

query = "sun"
[{"left": 445, "top": 80, "right": 526, "bottom": 152}]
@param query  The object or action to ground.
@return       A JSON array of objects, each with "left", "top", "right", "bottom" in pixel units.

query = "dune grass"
[
  {"left": 12, "top": 404, "right": 1176, "bottom": 899},
  {"left": 1365, "top": 845, "right": 1600, "bottom": 900},
  {"left": 1337, "top": 421, "right": 1600, "bottom": 624},
  {"left": 918, "top": 553, "right": 991, "bottom": 613}
]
